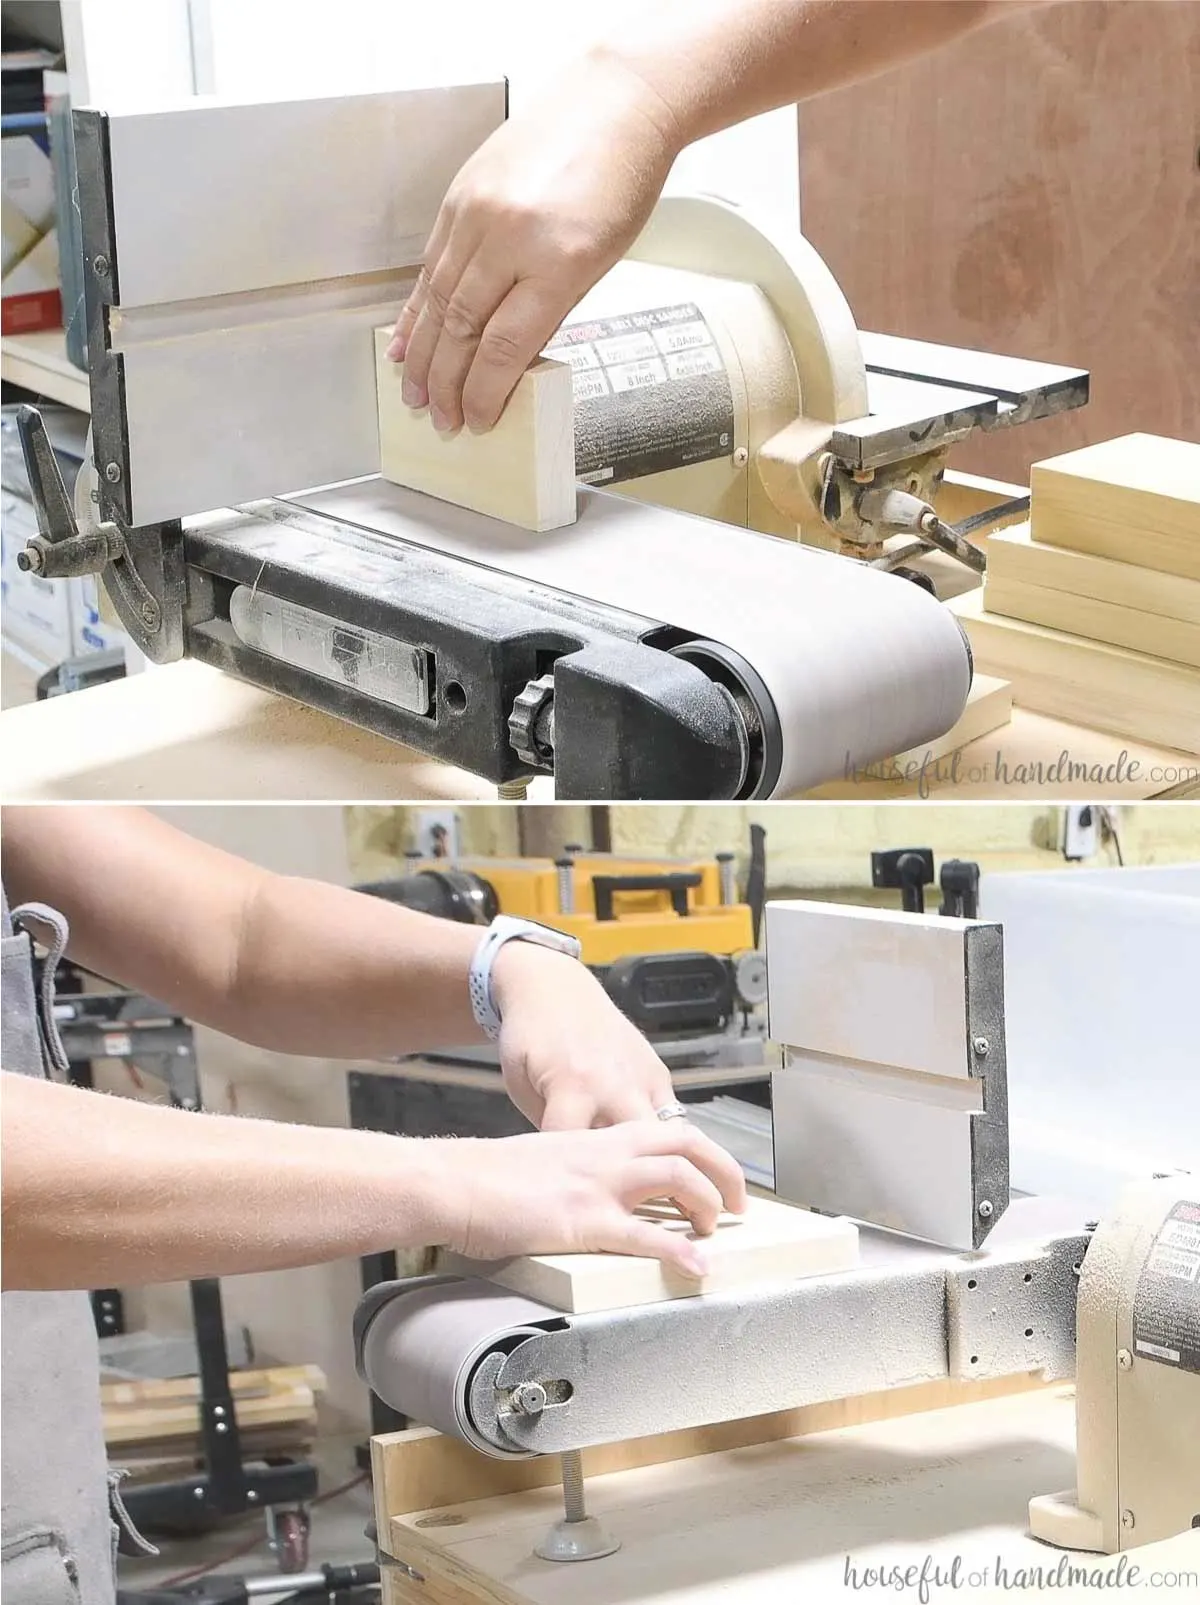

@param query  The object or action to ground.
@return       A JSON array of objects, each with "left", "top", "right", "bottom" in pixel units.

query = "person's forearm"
[
  {"left": 594, "top": 0, "right": 1032, "bottom": 153},
  {"left": 0, "top": 806, "right": 562, "bottom": 1060},
  {"left": 213, "top": 871, "right": 566, "bottom": 1058},
  {"left": 0, "top": 1073, "right": 453, "bottom": 1290},
  {"left": 2, "top": 1073, "right": 750, "bottom": 1290}
]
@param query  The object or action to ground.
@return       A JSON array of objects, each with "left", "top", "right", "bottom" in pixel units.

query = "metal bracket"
[
  {"left": 946, "top": 1233, "right": 1090, "bottom": 1381},
  {"left": 70, "top": 108, "right": 187, "bottom": 661}
]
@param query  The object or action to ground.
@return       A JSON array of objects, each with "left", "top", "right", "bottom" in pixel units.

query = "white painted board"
[
  {"left": 104, "top": 83, "right": 506, "bottom": 307},
  {"left": 980, "top": 867, "right": 1200, "bottom": 1210},
  {"left": 765, "top": 900, "right": 983, "bottom": 1079},
  {"left": 438, "top": 1197, "right": 859, "bottom": 1314},
  {"left": 100, "top": 82, "right": 506, "bottom": 525},
  {"left": 773, "top": 1057, "right": 981, "bottom": 1248}
]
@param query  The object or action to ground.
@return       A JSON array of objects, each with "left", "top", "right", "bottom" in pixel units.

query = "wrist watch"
[{"left": 468, "top": 915, "right": 582, "bottom": 1040}]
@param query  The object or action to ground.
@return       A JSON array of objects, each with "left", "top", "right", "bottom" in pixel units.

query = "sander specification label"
[
  {"left": 1132, "top": 1199, "right": 1200, "bottom": 1373},
  {"left": 546, "top": 302, "right": 735, "bottom": 485}
]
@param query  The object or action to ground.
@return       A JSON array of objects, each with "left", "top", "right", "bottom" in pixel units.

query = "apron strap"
[{"left": 10, "top": 902, "right": 72, "bottom": 1081}]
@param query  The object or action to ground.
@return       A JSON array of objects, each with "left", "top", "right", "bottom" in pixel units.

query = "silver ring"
[{"left": 655, "top": 1102, "right": 691, "bottom": 1122}]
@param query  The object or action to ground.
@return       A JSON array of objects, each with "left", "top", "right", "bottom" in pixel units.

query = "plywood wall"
[{"left": 798, "top": 0, "right": 1200, "bottom": 483}]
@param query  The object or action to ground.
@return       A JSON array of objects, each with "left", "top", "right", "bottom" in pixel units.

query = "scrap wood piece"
[
  {"left": 375, "top": 330, "right": 576, "bottom": 533},
  {"left": 1030, "top": 433, "right": 1200, "bottom": 581},
  {"left": 950, "top": 589, "right": 1200, "bottom": 754},
  {"left": 438, "top": 1196, "right": 859, "bottom": 1315}
]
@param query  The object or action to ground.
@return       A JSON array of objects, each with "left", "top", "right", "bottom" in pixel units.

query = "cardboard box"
[
  {"left": 2, "top": 113, "right": 62, "bottom": 335},
  {"left": 1, "top": 486, "right": 73, "bottom": 665},
  {"left": 70, "top": 572, "right": 128, "bottom": 658}
]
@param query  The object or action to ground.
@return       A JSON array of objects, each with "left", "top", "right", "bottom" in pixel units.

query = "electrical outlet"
[
  {"left": 414, "top": 810, "right": 460, "bottom": 860},
  {"left": 1062, "top": 805, "right": 1099, "bottom": 861}
]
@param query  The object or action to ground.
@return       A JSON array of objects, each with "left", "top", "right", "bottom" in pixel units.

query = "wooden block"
[
  {"left": 370, "top": 1373, "right": 1049, "bottom": 1526},
  {"left": 1031, "top": 434, "right": 1200, "bottom": 581},
  {"left": 114, "top": 1424, "right": 318, "bottom": 1474},
  {"left": 984, "top": 573, "right": 1200, "bottom": 669},
  {"left": 889, "top": 673, "right": 1012, "bottom": 767},
  {"left": 102, "top": 1371, "right": 321, "bottom": 1448},
  {"left": 99, "top": 1364, "right": 325, "bottom": 1409},
  {"left": 949, "top": 589, "right": 1200, "bottom": 754},
  {"left": 437, "top": 1197, "right": 859, "bottom": 1315},
  {"left": 989, "top": 523, "right": 1200, "bottom": 627},
  {"left": 375, "top": 330, "right": 576, "bottom": 532}
]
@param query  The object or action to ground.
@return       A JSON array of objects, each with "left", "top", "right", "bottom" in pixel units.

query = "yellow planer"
[{"left": 359, "top": 843, "right": 767, "bottom": 1068}]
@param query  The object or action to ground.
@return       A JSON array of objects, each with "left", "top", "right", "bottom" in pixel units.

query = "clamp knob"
[{"left": 508, "top": 673, "right": 556, "bottom": 770}]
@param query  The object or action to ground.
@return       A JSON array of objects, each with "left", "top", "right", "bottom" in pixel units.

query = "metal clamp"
[{"left": 14, "top": 406, "right": 184, "bottom": 656}]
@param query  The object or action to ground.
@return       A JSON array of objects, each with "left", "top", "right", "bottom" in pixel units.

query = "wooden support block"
[
  {"left": 950, "top": 589, "right": 1200, "bottom": 754},
  {"left": 375, "top": 330, "right": 576, "bottom": 532},
  {"left": 1030, "top": 434, "right": 1200, "bottom": 581},
  {"left": 988, "top": 523, "right": 1200, "bottom": 627},
  {"left": 102, "top": 1387, "right": 318, "bottom": 1447},
  {"left": 889, "top": 673, "right": 1012, "bottom": 767},
  {"left": 370, "top": 1373, "right": 1050, "bottom": 1524},
  {"left": 984, "top": 574, "right": 1200, "bottom": 669},
  {"left": 99, "top": 1364, "right": 325, "bottom": 1409},
  {"left": 437, "top": 1197, "right": 858, "bottom": 1315},
  {"left": 101, "top": 1364, "right": 325, "bottom": 1449}
]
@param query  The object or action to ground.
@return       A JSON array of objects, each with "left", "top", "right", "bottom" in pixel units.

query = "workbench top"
[
  {"left": 384, "top": 1390, "right": 1199, "bottom": 1604},
  {"left": 1, "top": 328, "right": 91, "bottom": 413},
  {"left": 0, "top": 658, "right": 547, "bottom": 802},
  {"left": 2, "top": 656, "right": 1195, "bottom": 802}
]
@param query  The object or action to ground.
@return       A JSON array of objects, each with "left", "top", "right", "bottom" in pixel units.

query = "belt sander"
[
  {"left": 16, "top": 80, "right": 1088, "bottom": 798},
  {"left": 356, "top": 900, "right": 1199, "bottom": 1567}
]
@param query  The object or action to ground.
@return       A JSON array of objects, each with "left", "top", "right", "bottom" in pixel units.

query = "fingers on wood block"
[
  {"left": 439, "top": 1197, "right": 860, "bottom": 1315},
  {"left": 374, "top": 329, "right": 577, "bottom": 532}
]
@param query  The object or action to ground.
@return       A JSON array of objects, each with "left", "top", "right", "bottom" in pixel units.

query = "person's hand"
[
  {"left": 430, "top": 1119, "right": 747, "bottom": 1276},
  {"left": 490, "top": 943, "right": 676, "bottom": 1130},
  {"left": 384, "top": 50, "right": 681, "bottom": 436}
]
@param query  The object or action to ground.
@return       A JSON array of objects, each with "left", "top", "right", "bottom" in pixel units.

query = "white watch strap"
[{"left": 469, "top": 915, "right": 582, "bottom": 1040}]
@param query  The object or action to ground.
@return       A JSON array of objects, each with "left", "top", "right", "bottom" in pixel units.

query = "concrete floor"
[{"left": 119, "top": 1434, "right": 379, "bottom": 1598}]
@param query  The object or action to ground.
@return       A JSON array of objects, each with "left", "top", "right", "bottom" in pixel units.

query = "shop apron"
[{"left": 2, "top": 891, "right": 135, "bottom": 1604}]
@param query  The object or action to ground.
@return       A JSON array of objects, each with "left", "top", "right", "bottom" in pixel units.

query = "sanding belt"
[
  {"left": 294, "top": 478, "right": 973, "bottom": 796},
  {"left": 356, "top": 1277, "right": 554, "bottom": 1457}
]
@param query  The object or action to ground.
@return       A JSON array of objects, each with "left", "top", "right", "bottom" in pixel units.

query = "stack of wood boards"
[
  {"left": 100, "top": 1363, "right": 325, "bottom": 1484},
  {"left": 950, "top": 434, "right": 1200, "bottom": 753},
  {"left": 883, "top": 673, "right": 1014, "bottom": 770}
]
